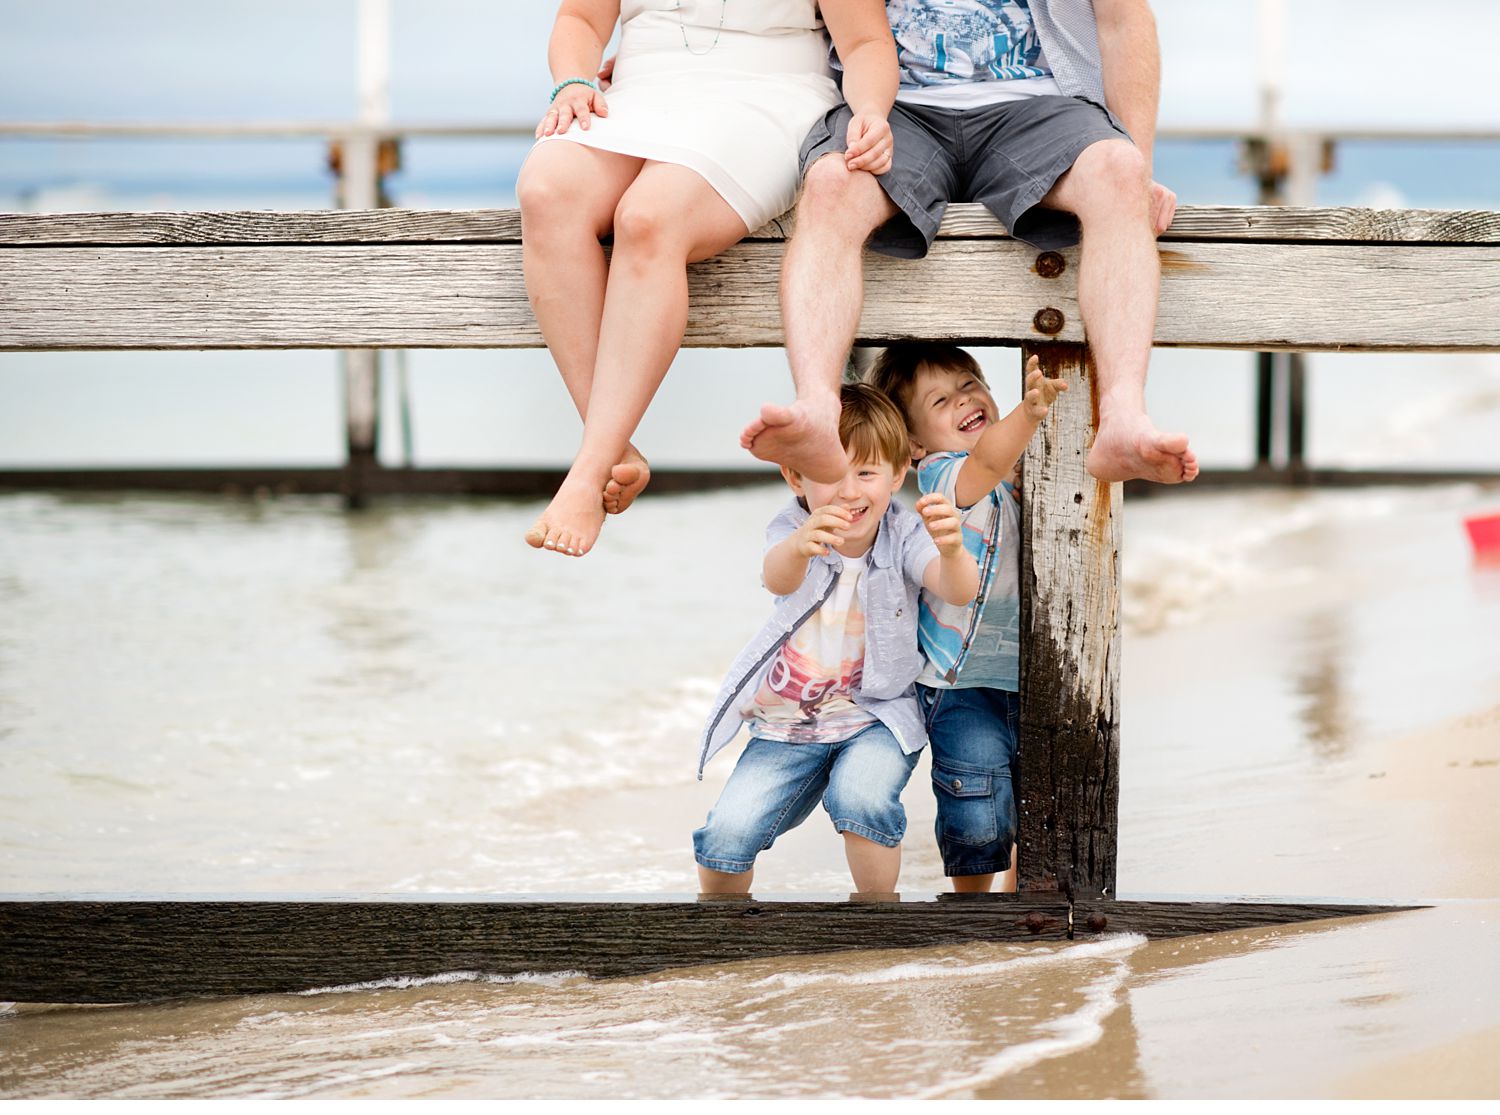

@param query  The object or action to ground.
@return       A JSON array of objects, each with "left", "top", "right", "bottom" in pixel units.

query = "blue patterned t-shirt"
[
  {"left": 915, "top": 451, "right": 1021, "bottom": 691},
  {"left": 889, "top": 0, "right": 1053, "bottom": 94}
]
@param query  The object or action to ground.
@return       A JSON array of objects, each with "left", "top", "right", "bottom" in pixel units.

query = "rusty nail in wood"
[
  {"left": 1033, "top": 307, "right": 1065, "bottom": 335},
  {"left": 1087, "top": 913, "right": 1108, "bottom": 933},
  {"left": 1024, "top": 912, "right": 1046, "bottom": 934},
  {"left": 1035, "top": 251, "right": 1066, "bottom": 278}
]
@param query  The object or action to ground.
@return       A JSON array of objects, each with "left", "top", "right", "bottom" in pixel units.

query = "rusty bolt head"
[
  {"left": 1035, "top": 251, "right": 1066, "bottom": 278},
  {"left": 1033, "top": 307, "right": 1065, "bottom": 335},
  {"left": 1086, "top": 913, "right": 1108, "bottom": 934},
  {"left": 1023, "top": 912, "right": 1047, "bottom": 934}
]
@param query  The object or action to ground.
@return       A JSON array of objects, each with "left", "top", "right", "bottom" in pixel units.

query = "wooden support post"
[
  {"left": 1018, "top": 343, "right": 1123, "bottom": 900},
  {"left": 1286, "top": 351, "right": 1307, "bottom": 475}
]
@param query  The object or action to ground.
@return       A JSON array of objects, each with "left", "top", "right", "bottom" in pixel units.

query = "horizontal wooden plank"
[
  {"left": 0, "top": 895, "right": 1073, "bottom": 1002},
  {"left": 1071, "top": 898, "right": 1424, "bottom": 938},
  {"left": 3, "top": 204, "right": 1498, "bottom": 247},
  {"left": 3, "top": 239, "right": 1497, "bottom": 352}
]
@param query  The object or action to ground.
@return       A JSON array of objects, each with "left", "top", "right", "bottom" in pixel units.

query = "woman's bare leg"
[
  {"left": 517, "top": 143, "right": 654, "bottom": 515},
  {"left": 528, "top": 162, "right": 749, "bottom": 556}
]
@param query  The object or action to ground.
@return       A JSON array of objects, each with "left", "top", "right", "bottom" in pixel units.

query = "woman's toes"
[{"left": 524, "top": 522, "right": 548, "bottom": 549}]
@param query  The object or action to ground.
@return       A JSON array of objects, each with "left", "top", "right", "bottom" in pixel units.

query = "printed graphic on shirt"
[
  {"left": 744, "top": 556, "right": 879, "bottom": 743},
  {"left": 889, "top": 0, "right": 1051, "bottom": 88},
  {"left": 915, "top": 451, "right": 1021, "bottom": 690}
]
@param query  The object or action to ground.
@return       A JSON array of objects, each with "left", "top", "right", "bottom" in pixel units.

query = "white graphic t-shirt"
[
  {"left": 889, "top": 0, "right": 1062, "bottom": 108},
  {"left": 744, "top": 553, "right": 880, "bottom": 743}
]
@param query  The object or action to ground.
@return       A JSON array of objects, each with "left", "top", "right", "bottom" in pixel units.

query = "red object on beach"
[{"left": 1465, "top": 512, "right": 1500, "bottom": 553}]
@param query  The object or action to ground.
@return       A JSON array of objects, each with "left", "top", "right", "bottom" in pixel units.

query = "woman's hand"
[{"left": 536, "top": 84, "right": 610, "bottom": 138}]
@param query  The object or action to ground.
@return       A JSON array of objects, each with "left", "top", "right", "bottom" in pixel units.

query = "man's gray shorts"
[{"left": 799, "top": 95, "right": 1130, "bottom": 259}]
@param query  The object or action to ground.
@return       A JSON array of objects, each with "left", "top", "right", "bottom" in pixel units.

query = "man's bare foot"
[
  {"left": 740, "top": 394, "right": 845, "bottom": 484},
  {"left": 602, "top": 446, "right": 650, "bottom": 516},
  {"left": 524, "top": 474, "right": 607, "bottom": 557},
  {"left": 1087, "top": 418, "right": 1200, "bottom": 484}
]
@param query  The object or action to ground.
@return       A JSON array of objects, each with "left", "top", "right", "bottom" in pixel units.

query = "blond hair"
[{"left": 826, "top": 382, "right": 910, "bottom": 471}]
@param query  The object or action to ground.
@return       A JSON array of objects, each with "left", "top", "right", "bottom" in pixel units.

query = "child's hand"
[
  {"left": 1022, "top": 355, "right": 1069, "bottom": 421},
  {"left": 795, "top": 505, "right": 852, "bottom": 558},
  {"left": 916, "top": 492, "right": 965, "bottom": 557}
]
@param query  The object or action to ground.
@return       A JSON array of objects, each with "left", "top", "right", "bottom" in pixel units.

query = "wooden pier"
[{"left": 1, "top": 201, "right": 1492, "bottom": 1000}]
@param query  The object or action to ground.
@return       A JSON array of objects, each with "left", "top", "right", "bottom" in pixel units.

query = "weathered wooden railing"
[{"left": 5, "top": 202, "right": 1492, "bottom": 1000}]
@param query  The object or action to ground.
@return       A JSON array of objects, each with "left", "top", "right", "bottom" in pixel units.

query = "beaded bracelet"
[{"left": 550, "top": 77, "right": 598, "bottom": 103}]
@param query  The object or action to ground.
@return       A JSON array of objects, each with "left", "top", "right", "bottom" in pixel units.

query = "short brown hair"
[
  {"left": 833, "top": 382, "right": 910, "bottom": 471},
  {"left": 868, "top": 343, "right": 986, "bottom": 421}
]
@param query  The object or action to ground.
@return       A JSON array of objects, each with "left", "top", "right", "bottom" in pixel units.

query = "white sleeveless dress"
[{"left": 534, "top": 0, "right": 840, "bottom": 230}]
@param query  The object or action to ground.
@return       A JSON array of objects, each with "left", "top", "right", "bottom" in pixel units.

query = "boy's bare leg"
[
  {"left": 518, "top": 144, "right": 655, "bottom": 515},
  {"left": 740, "top": 156, "right": 899, "bottom": 485},
  {"left": 951, "top": 873, "right": 996, "bottom": 893},
  {"left": 526, "top": 162, "right": 749, "bottom": 556},
  {"left": 697, "top": 865, "right": 753, "bottom": 894},
  {"left": 1040, "top": 139, "right": 1199, "bottom": 484},
  {"left": 843, "top": 832, "right": 901, "bottom": 894}
]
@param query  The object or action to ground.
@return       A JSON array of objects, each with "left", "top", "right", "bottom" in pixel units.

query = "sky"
[{"left": 3, "top": 0, "right": 1500, "bottom": 201}]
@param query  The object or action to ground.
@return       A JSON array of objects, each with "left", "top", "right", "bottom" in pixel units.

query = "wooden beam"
[
  {"left": 0, "top": 895, "right": 1072, "bottom": 1003},
  {"left": 0, "top": 894, "right": 1423, "bottom": 1003},
  {"left": 4, "top": 204, "right": 1499, "bottom": 247},
  {"left": 1018, "top": 344, "right": 1122, "bottom": 900},
  {"left": 4, "top": 239, "right": 1499, "bottom": 352},
  {"left": 1071, "top": 898, "right": 1424, "bottom": 939}
]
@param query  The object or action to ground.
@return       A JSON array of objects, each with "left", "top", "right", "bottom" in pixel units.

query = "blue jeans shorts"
[
  {"left": 693, "top": 722, "right": 920, "bottom": 874},
  {"left": 920, "top": 685, "right": 1019, "bottom": 877}
]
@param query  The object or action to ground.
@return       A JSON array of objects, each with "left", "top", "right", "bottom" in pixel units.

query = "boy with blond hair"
[
  {"left": 694, "top": 383, "right": 978, "bottom": 895},
  {"left": 869, "top": 343, "right": 1067, "bottom": 892}
]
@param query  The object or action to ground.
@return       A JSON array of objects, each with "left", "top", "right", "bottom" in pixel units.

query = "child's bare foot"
[
  {"left": 602, "top": 446, "right": 650, "bottom": 516},
  {"left": 740, "top": 393, "right": 845, "bottom": 484},
  {"left": 524, "top": 475, "right": 607, "bottom": 557},
  {"left": 1086, "top": 417, "right": 1200, "bottom": 484}
]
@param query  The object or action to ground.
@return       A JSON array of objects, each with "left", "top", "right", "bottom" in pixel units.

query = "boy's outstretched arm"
[
  {"left": 916, "top": 493, "right": 979, "bottom": 605},
  {"left": 763, "top": 505, "right": 852, "bottom": 595},
  {"left": 952, "top": 356, "right": 1068, "bottom": 508}
]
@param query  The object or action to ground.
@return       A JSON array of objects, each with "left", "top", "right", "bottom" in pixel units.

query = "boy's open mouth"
[
  {"left": 847, "top": 504, "right": 870, "bottom": 524},
  {"left": 958, "top": 410, "right": 986, "bottom": 434}
]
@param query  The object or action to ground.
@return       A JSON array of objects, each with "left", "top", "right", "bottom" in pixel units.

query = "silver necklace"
[{"left": 675, "top": 0, "right": 728, "bottom": 56}]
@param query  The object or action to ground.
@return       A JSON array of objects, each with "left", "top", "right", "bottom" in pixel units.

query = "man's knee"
[
  {"left": 797, "top": 154, "right": 891, "bottom": 233},
  {"left": 1068, "top": 140, "right": 1151, "bottom": 218}
]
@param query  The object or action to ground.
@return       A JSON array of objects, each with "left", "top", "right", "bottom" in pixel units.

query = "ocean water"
[{"left": 2, "top": 476, "right": 1500, "bottom": 1097}]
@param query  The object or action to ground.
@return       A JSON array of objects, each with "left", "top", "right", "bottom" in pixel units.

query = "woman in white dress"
[{"left": 521, "top": 0, "right": 896, "bottom": 557}]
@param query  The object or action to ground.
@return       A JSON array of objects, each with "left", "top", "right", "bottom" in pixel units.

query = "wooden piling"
[{"left": 1018, "top": 343, "right": 1122, "bottom": 900}]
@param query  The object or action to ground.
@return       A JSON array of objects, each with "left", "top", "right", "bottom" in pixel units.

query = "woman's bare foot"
[
  {"left": 1086, "top": 417, "right": 1200, "bottom": 484},
  {"left": 602, "top": 446, "right": 651, "bottom": 515},
  {"left": 524, "top": 475, "right": 607, "bottom": 557}
]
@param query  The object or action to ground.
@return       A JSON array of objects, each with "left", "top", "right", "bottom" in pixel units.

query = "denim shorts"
[
  {"left": 920, "top": 684, "right": 1019, "bottom": 877},
  {"left": 693, "top": 722, "right": 920, "bottom": 874},
  {"left": 799, "top": 94, "right": 1129, "bottom": 258}
]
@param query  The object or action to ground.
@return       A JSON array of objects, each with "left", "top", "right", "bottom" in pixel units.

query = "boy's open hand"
[
  {"left": 1022, "top": 355, "right": 1069, "bottom": 421},
  {"left": 796, "top": 505, "right": 852, "bottom": 558},
  {"left": 916, "top": 492, "right": 965, "bottom": 557}
]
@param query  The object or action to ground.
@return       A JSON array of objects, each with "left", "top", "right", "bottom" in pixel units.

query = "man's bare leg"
[
  {"left": 1041, "top": 139, "right": 1199, "bottom": 484},
  {"left": 843, "top": 832, "right": 901, "bottom": 894},
  {"left": 741, "top": 155, "right": 899, "bottom": 484}
]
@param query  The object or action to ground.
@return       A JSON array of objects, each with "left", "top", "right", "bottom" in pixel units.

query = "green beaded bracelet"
[{"left": 550, "top": 77, "right": 598, "bottom": 103}]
